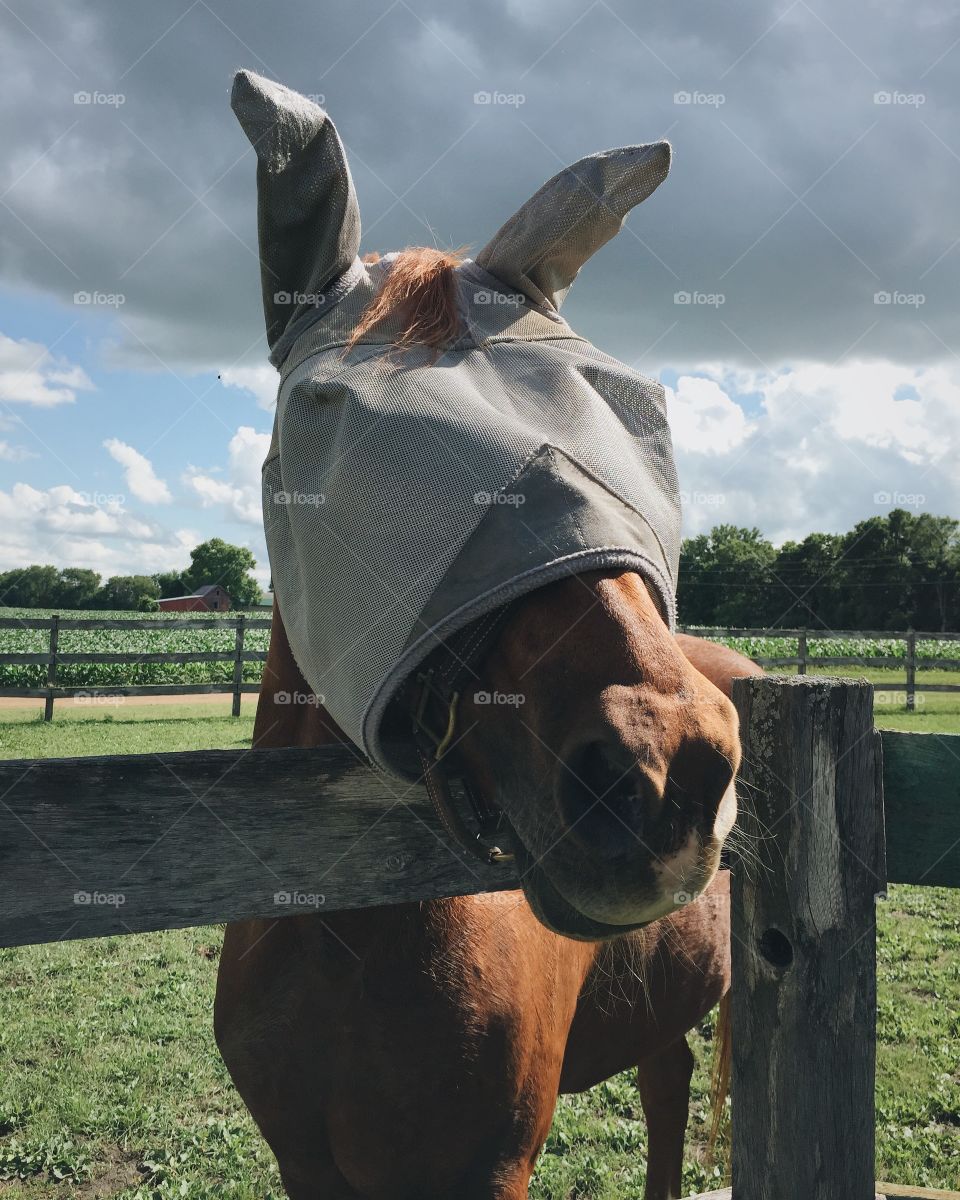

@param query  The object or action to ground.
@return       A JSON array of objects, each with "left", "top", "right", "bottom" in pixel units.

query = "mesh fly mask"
[{"left": 232, "top": 71, "right": 682, "bottom": 784}]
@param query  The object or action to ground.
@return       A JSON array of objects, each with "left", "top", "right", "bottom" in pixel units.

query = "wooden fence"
[
  {"left": 0, "top": 676, "right": 957, "bottom": 1197},
  {"left": 1, "top": 615, "right": 958, "bottom": 720},
  {"left": 680, "top": 625, "right": 960, "bottom": 712},
  {"left": 0, "top": 614, "right": 271, "bottom": 719}
]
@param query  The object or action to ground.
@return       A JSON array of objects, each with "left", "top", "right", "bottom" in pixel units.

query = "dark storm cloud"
[{"left": 1, "top": 0, "right": 958, "bottom": 374}]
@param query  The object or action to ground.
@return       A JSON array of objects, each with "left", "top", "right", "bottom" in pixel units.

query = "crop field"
[{"left": 0, "top": 609, "right": 270, "bottom": 690}]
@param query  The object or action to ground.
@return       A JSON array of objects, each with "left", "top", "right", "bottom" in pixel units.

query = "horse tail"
[
  {"left": 347, "top": 247, "right": 466, "bottom": 358},
  {"left": 705, "top": 988, "right": 732, "bottom": 1169}
]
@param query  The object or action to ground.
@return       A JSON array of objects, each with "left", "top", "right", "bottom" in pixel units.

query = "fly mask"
[{"left": 232, "top": 70, "right": 682, "bottom": 783}]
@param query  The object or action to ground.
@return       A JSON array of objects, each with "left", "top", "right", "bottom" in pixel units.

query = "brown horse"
[
  {"left": 216, "top": 251, "right": 758, "bottom": 1198},
  {"left": 216, "top": 585, "right": 758, "bottom": 1200}
]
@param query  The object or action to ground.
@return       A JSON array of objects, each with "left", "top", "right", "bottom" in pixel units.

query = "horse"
[{"left": 216, "top": 71, "right": 762, "bottom": 1199}]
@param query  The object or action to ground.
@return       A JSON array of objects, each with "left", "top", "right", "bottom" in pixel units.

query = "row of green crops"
[
  {"left": 0, "top": 609, "right": 271, "bottom": 690},
  {"left": 1, "top": 610, "right": 958, "bottom": 691},
  {"left": 685, "top": 632, "right": 960, "bottom": 666}
]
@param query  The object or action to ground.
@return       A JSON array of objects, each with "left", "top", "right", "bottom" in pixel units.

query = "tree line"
[
  {"left": 0, "top": 539, "right": 264, "bottom": 611},
  {"left": 678, "top": 509, "right": 960, "bottom": 632}
]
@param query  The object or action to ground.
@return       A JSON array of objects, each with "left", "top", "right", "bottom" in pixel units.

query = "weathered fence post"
[
  {"left": 232, "top": 613, "right": 245, "bottom": 718},
  {"left": 44, "top": 613, "right": 60, "bottom": 722},
  {"left": 797, "top": 628, "right": 807, "bottom": 675},
  {"left": 730, "top": 676, "right": 885, "bottom": 1200},
  {"left": 905, "top": 628, "right": 916, "bottom": 713}
]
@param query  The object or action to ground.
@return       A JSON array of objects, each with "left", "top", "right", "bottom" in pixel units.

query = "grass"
[{"left": 0, "top": 686, "right": 957, "bottom": 1196}]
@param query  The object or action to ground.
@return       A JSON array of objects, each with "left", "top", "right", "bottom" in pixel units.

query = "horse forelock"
[{"left": 347, "top": 246, "right": 466, "bottom": 357}]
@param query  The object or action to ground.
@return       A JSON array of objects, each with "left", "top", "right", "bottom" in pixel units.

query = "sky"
[{"left": 0, "top": 0, "right": 957, "bottom": 586}]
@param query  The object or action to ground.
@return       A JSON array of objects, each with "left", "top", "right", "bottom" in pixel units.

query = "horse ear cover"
[
  {"left": 475, "top": 142, "right": 671, "bottom": 312},
  {"left": 231, "top": 70, "right": 361, "bottom": 354}
]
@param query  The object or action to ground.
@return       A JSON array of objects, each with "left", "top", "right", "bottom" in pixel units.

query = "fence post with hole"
[
  {"left": 797, "top": 628, "right": 807, "bottom": 676},
  {"left": 232, "top": 613, "right": 245, "bottom": 718},
  {"left": 729, "top": 675, "right": 885, "bottom": 1200},
  {"left": 44, "top": 613, "right": 60, "bottom": 722},
  {"left": 905, "top": 628, "right": 916, "bottom": 713}
]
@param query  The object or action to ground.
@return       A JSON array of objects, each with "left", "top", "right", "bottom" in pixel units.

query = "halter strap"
[{"left": 409, "top": 605, "right": 518, "bottom": 866}]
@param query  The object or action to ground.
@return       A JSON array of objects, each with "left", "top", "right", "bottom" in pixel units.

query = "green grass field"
[{"left": 0, "top": 690, "right": 957, "bottom": 1197}]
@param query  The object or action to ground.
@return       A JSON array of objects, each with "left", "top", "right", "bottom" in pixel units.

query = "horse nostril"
[{"left": 556, "top": 740, "right": 664, "bottom": 856}]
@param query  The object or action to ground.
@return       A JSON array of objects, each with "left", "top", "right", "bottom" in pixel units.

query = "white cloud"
[
  {"left": 219, "top": 366, "right": 279, "bottom": 411},
  {"left": 183, "top": 425, "right": 270, "bottom": 526},
  {"left": 0, "top": 333, "right": 94, "bottom": 407},
  {"left": 0, "top": 482, "right": 196, "bottom": 576},
  {"left": 0, "top": 439, "right": 36, "bottom": 462},
  {"left": 666, "top": 374, "right": 753, "bottom": 455},
  {"left": 672, "top": 360, "right": 960, "bottom": 542},
  {"left": 103, "top": 438, "right": 172, "bottom": 504}
]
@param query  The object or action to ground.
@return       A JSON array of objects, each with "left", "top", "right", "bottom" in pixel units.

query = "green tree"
[
  {"left": 771, "top": 533, "right": 845, "bottom": 628},
  {"left": 678, "top": 526, "right": 777, "bottom": 626},
  {"left": 96, "top": 575, "right": 161, "bottom": 611},
  {"left": 53, "top": 567, "right": 102, "bottom": 610},
  {"left": 0, "top": 564, "right": 60, "bottom": 608},
  {"left": 154, "top": 570, "right": 189, "bottom": 599},
  {"left": 183, "top": 538, "right": 262, "bottom": 607}
]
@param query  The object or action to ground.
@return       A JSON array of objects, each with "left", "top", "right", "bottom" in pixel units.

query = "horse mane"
[{"left": 346, "top": 247, "right": 466, "bottom": 357}]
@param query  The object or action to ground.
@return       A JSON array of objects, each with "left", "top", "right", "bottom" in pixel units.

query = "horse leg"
[{"left": 636, "top": 1035, "right": 694, "bottom": 1200}]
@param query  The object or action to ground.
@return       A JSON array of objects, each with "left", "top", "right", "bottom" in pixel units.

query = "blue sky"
[{"left": 1, "top": 0, "right": 958, "bottom": 584}]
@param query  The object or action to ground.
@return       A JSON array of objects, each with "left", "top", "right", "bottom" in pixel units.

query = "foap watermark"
[
  {"left": 679, "top": 490, "right": 726, "bottom": 508},
  {"left": 673, "top": 889, "right": 703, "bottom": 905},
  {"left": 473, "top": 690, "right": 525, "bottom": 708},
  {"left": 75, "top": 692, "right": 125, "bottom": 707},
  {"left": 474, "top": 90, "right": 525, "bottom": 107},
  {"left": 874, "top": 290, "right": 925, "bottom": 307},
  {"left": 473, "top": 289, "right": 525, "bottom": 307},
  {"left": 274, "top": 690, "right": 326, "bottom": 707},
  {"left": 874, "top": 490, "right": 925, "bottom": 509},
  {"left": 74, "top": 90, "right": 125, "bottom": 107},
  {"left": 74, "top": 290, "right": 125, "bottom": 308},
  {"left": 77, "top": 490, "right": 126, "bottom": 508},
  {"left": 74, "top": 890, "right": 125, "bottom": 907},
  {"left": 273, "top": 290, "right": 326, "bottom": 306},
  {"left": 875, "top": 692, "right": 925, "bottom": 708},
  {"left": 474, "top": 490, "right": 525, "bottom": 506},
  {"left": 674, "top": 90, "right": 725, "bottom": 107},
  {"left": 874, "top": 90, "right": 925, "bottom": 107},
  {"left": 274, "top": 889, "right": 326, "bottom": 908},
  {"left": 674, "top": 290, "right": 725, "bottom": 307},
  {"left": 304, "top": 93, "right": 325, "bottom": 105},
  {"left": 274, "top": 490, "right": 325, "bottom": 507}
]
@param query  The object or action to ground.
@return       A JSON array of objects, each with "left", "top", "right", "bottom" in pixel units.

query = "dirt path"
[{"left": 0, "top": 692, "right": 249, "bottom": 713}]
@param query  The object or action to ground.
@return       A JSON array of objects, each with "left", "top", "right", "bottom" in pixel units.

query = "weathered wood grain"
[
  {"left": 882, "top": 730, "right": 960, "bottom": 888},
  {"left": 730, "top": 676, "right": 885, "bottom": 1200},
  {"left": 0, "top": 745, "right": 517, "bottom": 948}
]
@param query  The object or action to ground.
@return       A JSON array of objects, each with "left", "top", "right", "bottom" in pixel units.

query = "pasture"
[{"left": 0, "top": 696, "right": 957, "bottom": 1197}]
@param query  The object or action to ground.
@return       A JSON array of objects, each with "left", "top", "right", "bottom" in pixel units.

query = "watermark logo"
[
  {"left": 679, "top": 490, "right": 726, "bottom": 508},
  {"left": 75, "top": 692, "right": 125, "bottom": 707},
  {"left": 274, "top": 690, "right": 326, "bottom": 707},
  {"left": 874, "top": 490, "right": 925, "bottom": 509},
  {"left": 875, "top": 692, "right": 925, "bottom": 708},
  {"left": 673, "top": 889, "right": 702, "bottom": 905},
  {"left": 305, "top": 93, "right": 325, "bottom": 105},
  {"left": 674, "top": 90, "right": 725, "bottom": 107},
  {"left": 874, "top": 90, "right": 925, "bottom": 107},
  {"left": 274, "top": 490, "right": 325, "bottom": 507},
  {"left": 473, "top": 690, "right": 525, "bottom": 708},
  {"left": 74, "top": 90, "right": 125, "bottom": 107},
  {"left": 273, "top": 290, "right": 326, "bottom": 306},
  {"left": 674, "top": 290, "right": 725, "bottom": 307},
  {"left": 474, "top": 490, "right": 525, "bottom": 506},
  {"left": 474, "top": 90, "right": 525, "bottom": 107},
  {"left": 74, "top": 291, "right": 125, "bottom": 308},
  {"left": 473, "top": 289, "right": 525, "bottom": 307},
  {"left": 274, "top": 890, "right": 325, "bottom": 908},
  {"left": 874, "top": 290, "right": 925, "bottom": 307},
  {"left": 74, "top": 890, "right": 125, "bottom": 907}
]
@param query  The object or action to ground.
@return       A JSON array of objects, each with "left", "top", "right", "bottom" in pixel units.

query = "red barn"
[{"left": 159, "top": 584, "right": 231, "bottom": 613}]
